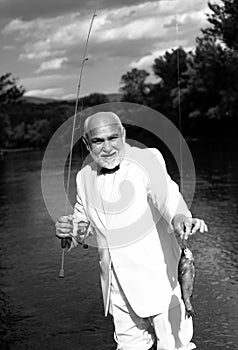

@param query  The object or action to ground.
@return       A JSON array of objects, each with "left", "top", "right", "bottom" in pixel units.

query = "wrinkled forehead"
[
  {"left": 84, "top": 111, "right": 122, "bottom": 135},
  {"left": 87, "top": 123, "right": 123, "bottom": 139}
]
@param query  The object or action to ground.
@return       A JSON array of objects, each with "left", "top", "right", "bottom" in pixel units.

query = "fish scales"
[{"left": 178, "top": 247, "right": 196, "bottom": 318}]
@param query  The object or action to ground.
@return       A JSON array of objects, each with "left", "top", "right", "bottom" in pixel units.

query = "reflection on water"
[{"left": 0, "top": 140, "right": 238, "bottom": 350}]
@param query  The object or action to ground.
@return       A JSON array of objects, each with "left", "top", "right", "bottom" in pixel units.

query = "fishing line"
[
  {"left": 59, "top": 7, "right": 98, "bottom": 278},
  {"left": 175, "top": 15, "right": 184, "bottom": 196},
  {"left": 175, "top": 15, "right": 188, "bottom": 248}
]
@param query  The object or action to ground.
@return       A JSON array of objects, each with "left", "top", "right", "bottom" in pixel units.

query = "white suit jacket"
[{"left": 72, "top": 144, "right": 191, "bottom": 317}]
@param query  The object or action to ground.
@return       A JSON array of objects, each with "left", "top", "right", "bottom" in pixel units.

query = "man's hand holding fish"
[{"left": 172, "top": 214, "right": 208, "bottom": 240}]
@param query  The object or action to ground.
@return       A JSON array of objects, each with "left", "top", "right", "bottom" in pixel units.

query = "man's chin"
[
  {"left": 101, "top": 160, "right": 119, "bottom": 169},
  {"left": 92, "top": 154, "right": 123, "bottom": 169},
  {"left": 98, "top": 155, "right": 122, "bottom": 169}
]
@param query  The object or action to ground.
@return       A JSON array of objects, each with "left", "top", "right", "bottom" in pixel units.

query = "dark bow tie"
[{"left": 99, "top": 164, "right": 120, "bottom": 175}]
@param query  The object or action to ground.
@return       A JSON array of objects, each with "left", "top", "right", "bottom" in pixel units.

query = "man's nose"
[{"left": 103, "top": 140, "right": 113, "bottom": 152}]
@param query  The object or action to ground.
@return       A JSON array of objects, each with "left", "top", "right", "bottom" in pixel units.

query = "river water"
[{"left": 0, "top": 139, "right": 237, "bottom": 350}]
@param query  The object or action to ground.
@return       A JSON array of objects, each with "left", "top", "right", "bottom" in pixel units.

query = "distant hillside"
[
  {"left": 21, "top": 96, "right": 57, "bottom": 104},
  {"left": 107, "top": 93, "right": 122, "bottom": 102},
  {"left": 21, "top": 92, "right": 122, "bottom": 105}
]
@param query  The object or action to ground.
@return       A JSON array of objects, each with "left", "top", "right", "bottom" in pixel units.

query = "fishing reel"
[
  {"left": 73, "top": 220, "right": 90, "bottom": 249},
  {"left": 61, "top": 219, "right": 90, "bottom": 250}
]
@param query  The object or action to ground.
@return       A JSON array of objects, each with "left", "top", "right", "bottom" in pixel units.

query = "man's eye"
[
  {"left": 92, "top": 140, "right": 103, "bottom": 144},
  {"left": 109, "top": 136, "right": 118, "bottom": 141}
]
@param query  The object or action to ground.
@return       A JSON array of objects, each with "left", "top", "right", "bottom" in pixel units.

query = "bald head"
[
  {"left": 82, "top": 111, "right": 126, "bottom": 169},
  {"left": 84, "top": 111, "right": 123, "bottom": 136}
]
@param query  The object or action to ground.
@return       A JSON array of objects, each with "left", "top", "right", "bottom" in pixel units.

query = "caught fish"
[{"left": 178, "top": 247, "right": 196, "bottom": 318}]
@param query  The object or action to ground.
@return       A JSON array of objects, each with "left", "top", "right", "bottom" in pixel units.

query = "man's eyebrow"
[
  {"left": 108, "top": 133, "right": 120, "bottom": 137},
  {"left": 91, "top": 133, "right": 120, "bottom": 142}
]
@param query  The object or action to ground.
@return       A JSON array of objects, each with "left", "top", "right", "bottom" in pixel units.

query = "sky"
[{"left": 0, "top": 0, "right": 213, "bottom": 100}]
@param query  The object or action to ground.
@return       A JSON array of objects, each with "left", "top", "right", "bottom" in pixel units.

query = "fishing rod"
[
  {"left": 59, "top": 7, "right": 98, "bottom": 278},
  {"left": 175, "top": 15, "right": 184, "bottom": 197},
  {"left": 175, "top": 16, "right": 188, "bottom": 249}
]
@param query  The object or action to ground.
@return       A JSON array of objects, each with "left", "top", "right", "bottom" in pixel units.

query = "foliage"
[
  {"left": 80, "top": 93, "right": 109, "bottom": 107},
  {"left": 0, "top": 73, "right": 25, "bottom": 105},
  {"left": 0, "top": 113, "right": 12, "bottom": 147},
  {"left": 204, "top": 0, "right": 238, "bottom": 50},
  {"left": 120, "top": 68, "right": 151, "bottom": 104},
  {"left": 120, "top": 1, "right": 238, "bottom": 137},
  {"left": 0, "top": 73, "right": 25, "bottom": 147},
  {"left": 151, "top": 47, "right": 189, "bottom": 122},
  {"left": 178, "top": 35, "right": 238, "bottom": 135},
  {"left": 0, "top": 91, "right": 110, "bottom": 149}
]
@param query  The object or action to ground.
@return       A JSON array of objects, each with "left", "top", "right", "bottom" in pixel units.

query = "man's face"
[{"left": 85, "top": 123, "right": 126, "bottom": 169}]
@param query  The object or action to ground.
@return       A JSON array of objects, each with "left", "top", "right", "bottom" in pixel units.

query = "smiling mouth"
[{"left": 102, "top": 153, "right": 116, "bottom": 158}]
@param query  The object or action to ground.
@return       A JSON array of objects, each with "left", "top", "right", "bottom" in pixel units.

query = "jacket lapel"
[
  {"left": 88, "top": 163, "right": 108, "bottom": 229},
  {"left": 84, "top": 144, "right": 133, "bottom": 230}
]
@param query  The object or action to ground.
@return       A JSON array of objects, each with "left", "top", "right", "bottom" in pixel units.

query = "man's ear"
[
  {"left": 122, "top": 126, "right": 126, "bottom": 142},
  {"left": 82, "top": 135, "right": 90, "bottom": 151}
]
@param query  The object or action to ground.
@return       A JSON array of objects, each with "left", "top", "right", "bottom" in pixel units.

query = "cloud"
[
  {"left": 3, "top": 13, "right": 87, "bottom": 50},
  {"left": 1, "top": 0, "right": 211, "bottom": 98},
  {"left": 24, "top": 87, "right": 65, "bottom": 98},
  {"left": 0, "top": 0, "right": 161, "bottom": 20},
  {"left": 36, "top": 57, "right": 68, "bottom": 73},
  {"left": 2, "top": 0, "right": 209, "bottom": 72},
  {"left": 3, "top": 12, "right": 95, "bottom": 66},
  {"left": 61, "top": 92, "right": 77, "bottom": 100},
  {"left": 128, "top": 0, "right": 211, "bottom": 70}
]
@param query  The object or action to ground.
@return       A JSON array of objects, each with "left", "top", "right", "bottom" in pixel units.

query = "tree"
[
  {"left": 0, "top": 73, "right": 25, "bottom": 147},
  {"left": 0, "top": 73, "right": 25, "bottom": 105},
  {"left": 0, "top": 113, "right": 12, "bottom": 147},
  {"left": 26, "top": 120, "right": 51, "bottom": 147},
  {"left": 187, "top": 0, "right": 238, "bottom": 133},
  {"left": 80, "top": 93, "right": 109, "bottom": 108},
  {"left": 120, "top": 68, "right": 151, "bottom": 104},
  {"left": 179, "top": 33, "right": 238, "bottom": 135},
  {"left": 204, "top": 0, "right": 238, "bottom": 50},
  {"left": 151, "top": 47, "right": 189, "bottom": 121},
  {"left": 153, "top": 47, "right": 188, "bottom": 90}
]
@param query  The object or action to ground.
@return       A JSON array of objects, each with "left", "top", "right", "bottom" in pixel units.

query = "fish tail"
[{"left": 185, "top": 307, "right": 196, "bottom": 318}]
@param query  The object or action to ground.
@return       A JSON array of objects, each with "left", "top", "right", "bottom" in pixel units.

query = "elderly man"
[{"left": 56, "top": 111, "right": 207, "bottom": 350}]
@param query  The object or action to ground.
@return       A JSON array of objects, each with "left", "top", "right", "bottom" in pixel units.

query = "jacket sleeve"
[
  {"left": 73, "top": 191, "right": 89, "bottom": 222},
  {"left": 69, "top": 172, "right": 93, "bottom": 250},
  {"left": 146, "top": 148, "right": 192, "bottom": 232}
]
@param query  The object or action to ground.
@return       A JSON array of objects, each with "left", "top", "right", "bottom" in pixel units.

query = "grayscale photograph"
[{"left": 0, "top": 0, "right": 237, "bottom": 349}]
